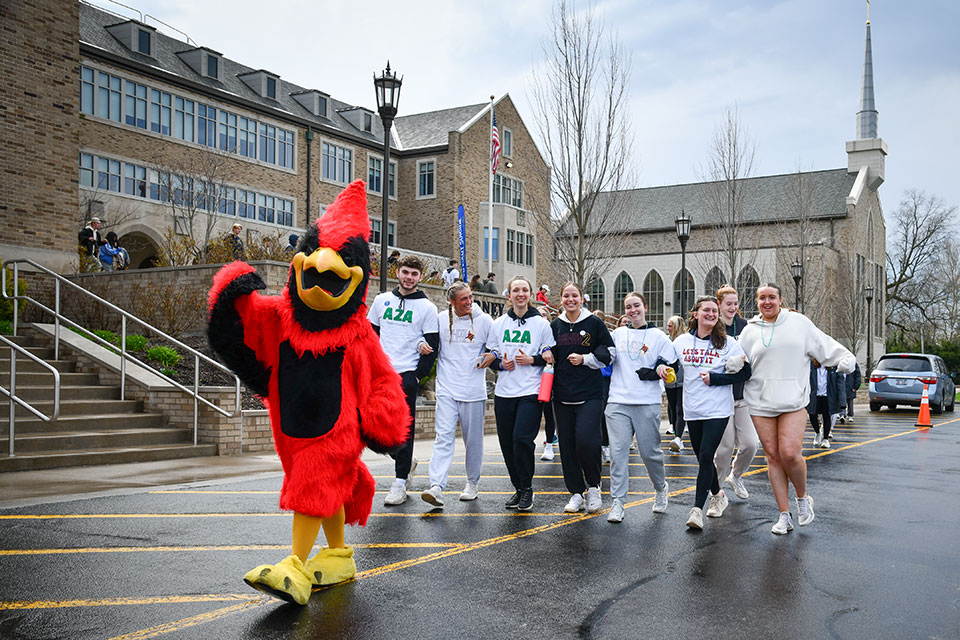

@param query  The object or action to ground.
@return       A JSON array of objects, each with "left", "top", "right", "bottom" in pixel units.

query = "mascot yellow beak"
[{"left": 292, "top": 247, "right": 363, "bottom": 311}]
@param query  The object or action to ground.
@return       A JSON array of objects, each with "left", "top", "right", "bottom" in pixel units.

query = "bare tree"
[
  {"left": 529, "top": 0, "right": 635, "bottom": 285},
  {"left": 885, "top": 189, "right": 957, "bottom": 336},
  {"left": 695, "top": 107, "right": 758, "bottom": 296}
]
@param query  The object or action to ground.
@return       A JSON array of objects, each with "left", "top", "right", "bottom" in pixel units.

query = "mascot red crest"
[{"left": 207, "top": 179, "right": 410, "bottom": 605}]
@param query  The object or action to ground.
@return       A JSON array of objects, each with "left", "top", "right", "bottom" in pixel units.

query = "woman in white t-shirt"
[
  {"left": 489, "top": 276, "right": 555, "bottom": 512},
  {"left": 669, "top": 295, "right": 751, "bottom": 531}
]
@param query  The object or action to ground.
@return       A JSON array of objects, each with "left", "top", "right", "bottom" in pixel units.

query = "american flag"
[{"left": 490, "top": 110, "right": 501, "bottom": 175}]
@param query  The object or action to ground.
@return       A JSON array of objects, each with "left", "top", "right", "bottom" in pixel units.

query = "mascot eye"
[{"left": 339, "top": 245, "right": 356, "bottom": 267}]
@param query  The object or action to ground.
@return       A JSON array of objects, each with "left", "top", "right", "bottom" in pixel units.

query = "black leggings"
[
  {"left": 666, "top": 387, "right": 685, "bottom": 437},
  {"left": 810, "top": 396, "right": 832, "bottom": 439},
  {"left": 552, "top": 399, "right": 603, "bottom": 494},
  {"left": 495, "top": 395, "right": 543, "bottom": 491},
  {"left": 389, "top": 371, "right": 418, "bottom": 479},
  {"left": 542, "top": 401, "right": 556, "bottom": 442},
  {"left": 687, "top": 418, "right": 728, "bottom": 509}
]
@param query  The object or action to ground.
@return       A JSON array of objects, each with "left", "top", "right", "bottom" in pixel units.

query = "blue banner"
[{"left": 457, "top": 204, "right": 468, "bottom": 279}]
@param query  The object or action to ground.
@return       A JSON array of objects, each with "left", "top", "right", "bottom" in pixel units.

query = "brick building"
[
  {"left": 580, "top": 19, "right": 886, "bottom": 366},
  {"left": 0, "top": 1, "right": 548, "bottom": 284}
]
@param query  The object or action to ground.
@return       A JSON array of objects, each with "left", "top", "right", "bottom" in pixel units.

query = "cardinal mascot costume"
[{"left": 207, "top": 180, "right": 410, "bottom": 605}]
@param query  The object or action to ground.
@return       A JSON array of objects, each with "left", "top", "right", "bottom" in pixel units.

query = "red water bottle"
[{"left": 538, "top": 364, "right": 555, "bottom": 402}]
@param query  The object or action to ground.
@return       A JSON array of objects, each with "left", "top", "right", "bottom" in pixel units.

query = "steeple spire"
[{"left": 856, "top": 5, "right": 878, "bottom": 139}]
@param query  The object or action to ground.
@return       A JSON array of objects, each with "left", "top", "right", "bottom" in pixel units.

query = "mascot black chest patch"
[{"left": 277, "top": 340, "right": 344, "bottom": 439}]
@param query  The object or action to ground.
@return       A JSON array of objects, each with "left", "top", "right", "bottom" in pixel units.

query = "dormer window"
[
  {"left": 318, "top": 96, "right": 327, "bottom": 118},
  {"left": 238, "top": 70, "right": 281, "bottom": 101},
  {"left": 106, "top": 20, "right": 156, "bottom": 58},
  {"left": 363, "top": 112, "right": 372, "bottom": 132},
  {"left": 292, "top": 90, "right": 330, "bottom": 117},
  {"left": 206, "top": 55, "right": 218, "bottom": 79},
  {"left": 336, "top": 106, "right": 375, "bottom": 133},
  {"left": 176, "top": 47, "right": 222, "bottom": 81}
]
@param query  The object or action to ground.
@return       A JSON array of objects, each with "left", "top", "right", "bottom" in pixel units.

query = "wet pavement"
[{"left": 0, "top": 408, "right": 957, "bottom": 640}]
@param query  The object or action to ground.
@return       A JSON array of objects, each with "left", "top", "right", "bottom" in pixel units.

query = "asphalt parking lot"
[{"left": 0, "top": 408, "right": 957, "bottom": 640}]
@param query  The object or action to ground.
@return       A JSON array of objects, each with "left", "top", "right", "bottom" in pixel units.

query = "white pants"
[
  {"left": 428, "top": 396, "right": 486, "bottom": 490},
  {"left": 714, "top": 401, "right": 759, "bottom": 481}
]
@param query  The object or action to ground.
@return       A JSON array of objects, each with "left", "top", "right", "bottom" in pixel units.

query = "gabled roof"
[
  {"left": 78, "top": 3, "right": 490, "bottom": 153},
  {"left": 584, "top": 168, "right": 857, "bottom": 234}
]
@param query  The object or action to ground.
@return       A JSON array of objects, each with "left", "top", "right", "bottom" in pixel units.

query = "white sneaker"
[
  {"left": 607, "top": 498, "right": 625, "bottom": 523},
  {"left": 669, "top": 437, "right": 683, "bottom": 452},
  {"left": 820, "top": 438, "right": 831, "bottom": 449},
  {"left": 564, "top": 493, "right": 585, "bottom": 513},
  {"left": 459, "top": 482, "right": 479, "bottom": 501},
  {"left": 726, "top": 473, "right": 749, "bottom": 499},
  {"left": 540, "top": 442, "right": 555, "bottom": 461},
  {"left": 771, "top": 511, "right": 794, "bottom": 534},
  {"left": 813, "top": 430, "right": 823, "bottom": 447},
  {"left": 421, "top": 485, "right": 444, "bottom": 508},
  {"left": 685, "top": 507, "right": 704, "bottom": 530},
  {"left": 601, "top": 446, "right": 611, "bottom": 464},
  {"left": 630, "top": 438, "right": 639, "bottom": 451},
  {"left": 586, "top": 486, "right": 602, "bottom": 513},
  {"left": 652, "top": 480, "right": 669, "bottom": 513},
  {"left": 706, "top": 491, "right": 728, "bottom": 518},
  {"left": 384, "top": 482, "right": 407, "bottom": 506},
  {"left": 796, "top": 495, "right": 815, "bottom": 526}
]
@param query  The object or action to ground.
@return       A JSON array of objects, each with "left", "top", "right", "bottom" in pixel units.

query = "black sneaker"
[
  {"left": 505, "top": 490, "right": 522, "bottom": 509},
  {"left": 517, "top": 487, "right": 534, "bottom": 511}
]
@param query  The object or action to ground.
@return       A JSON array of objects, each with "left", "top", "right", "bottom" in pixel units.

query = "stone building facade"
[{"left": 1, "top": 1, "right": 548, "bottom": 284}]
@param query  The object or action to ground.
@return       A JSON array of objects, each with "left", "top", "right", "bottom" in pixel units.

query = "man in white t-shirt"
[
  {"left": 420, "top": 283, "right": 494, "bottom": 507},
  {"left": 368, "top": 255, "right": 440, "bottom": 505},
  {"left": 441, "top": 259, "right": 460, "bottom": 288}
]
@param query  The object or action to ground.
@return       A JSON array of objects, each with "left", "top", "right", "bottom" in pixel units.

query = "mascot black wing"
[{"left": 207, "top": 180, "right": 411, "bottom": 605}]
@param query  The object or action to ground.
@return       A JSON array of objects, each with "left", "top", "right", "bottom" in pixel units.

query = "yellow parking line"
[
  {"left": 0, "top": 542, "right": 466, "bottom": 556},
  {"left": 105, "top": 600, "right": 264, "bottom": 640},
  {"left": 0, "top": 593, "right": 257, "bottom": 611}
]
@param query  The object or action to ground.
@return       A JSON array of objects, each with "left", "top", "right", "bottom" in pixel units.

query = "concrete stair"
[{"left": 0, "top": 333, "right": 216, "bottom": 472}]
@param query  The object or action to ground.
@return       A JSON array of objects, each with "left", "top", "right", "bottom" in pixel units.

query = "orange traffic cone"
[{"left": 916, "top": 384, "right": 932, "bottom": 427}]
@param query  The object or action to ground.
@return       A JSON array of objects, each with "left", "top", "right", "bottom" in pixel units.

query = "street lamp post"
[
  {"left": 373, "top": 62, "right": 402, "bottom": 293},
  {"left": 675, "top": 210, "right": 691, "bottom": 318},
  {"left": 864, "top": 285, "right": 874, "bottom": 375},
  {"left": 791, "top": 259, "right": 803, "bottom": 311}
]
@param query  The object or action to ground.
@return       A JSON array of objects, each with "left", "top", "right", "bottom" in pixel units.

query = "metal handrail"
[
  {"left": 1, "top": 259, "right": 241, "bottom": 448},
  {"left": 1, "top": 335, "right": 61, "bottom": 456}
]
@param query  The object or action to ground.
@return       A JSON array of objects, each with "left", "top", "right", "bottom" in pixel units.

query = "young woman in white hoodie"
[
  {"left": 489, "top": 276, "right": 555, "bottom": 512},
  {"left": 420, "top": 283, "right": 494, "bottom": 509},
  {"left": 738, "top": 284, "right": 856, "bottom": 534}
]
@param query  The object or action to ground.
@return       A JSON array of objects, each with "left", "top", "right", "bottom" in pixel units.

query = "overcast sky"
[{"left": 102, "top": 0, "right": 959, "bottom": 218}]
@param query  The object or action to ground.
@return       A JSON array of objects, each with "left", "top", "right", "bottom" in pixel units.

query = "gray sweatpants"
[
  {"left": 714, "top": 401, "right": 759, "bottom": 482},
  {"left": 428, "top": 396, "right": 485, "bottom": 490},
  {"left": 604, "top": 403, "right": 666, "bottom": 500}
]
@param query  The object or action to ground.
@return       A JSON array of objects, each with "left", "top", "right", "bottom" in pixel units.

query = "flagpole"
[{"left": 487, "top": 94, "right": 494, "bottom": 274}]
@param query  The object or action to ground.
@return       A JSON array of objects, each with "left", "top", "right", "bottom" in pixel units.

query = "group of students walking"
[{"left": 369, "top": 257, "right": 856, "bottom": 535}]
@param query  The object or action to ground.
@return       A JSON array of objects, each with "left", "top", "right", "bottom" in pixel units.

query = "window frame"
[
  {"left": 366, "top": 153, "right": 397, "bottom": 199},
  {"left": 416, "top": 158, "right": 437, "bottom": 200},
  {"left": 321, "top": 140, "right": 355, "bottom": 185},
  {"left": 502, "top": 126, "right": 513, "bottom": 158}
]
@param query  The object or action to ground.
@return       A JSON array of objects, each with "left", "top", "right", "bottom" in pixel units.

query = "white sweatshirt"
[
  {"left": 739, "top": 310, "right": 856, "bottom": 417},
  {"left": 489, "top": 308, "right": 555, "bottom": 398},
  {"left": 671, "top": 332, "right": 747, "bottom": 421},
  {"left": 367, "top": 289, "right": 439, "bottom": 374},
  {"left": 435, "top": 304, "right": 493, "bottom": 402},
  {"left": 608, "top": 324, "right": 676, "bottom": 405}
]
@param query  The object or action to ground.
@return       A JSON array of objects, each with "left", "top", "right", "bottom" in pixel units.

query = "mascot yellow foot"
[
  {"left": 305, "top": 546, "right": 357, "bottom": 586},
  {"left": 243, "top": 554, "right": 314, "bottom": 605}
]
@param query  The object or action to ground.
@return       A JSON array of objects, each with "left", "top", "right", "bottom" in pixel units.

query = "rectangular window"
[
  {"left": 236, "top": 189, "right": 253, "bottom": 219},
  {"left": 137, "top": 29, "right": 151, "bottom": 55},
  {"left": 258, "top": 194, "right": 275, "bottom": 223},
  {"left": 388, "top": 162, "right": 396, "bottom": 197},
  {"left": 278, "top": 198, "right": 294, "bottom": 226},
  {"left": 506, "top": 229, "right": 515, "bottom": 262},
  {"left": 219, "top": 111, "right": 237, "bottom": 152},
  {"left": 370, "top": 219, "right": 396, "bottom": 246},
  {"left": 174, "top": 97, "right": 194, "bottom": 141},
  {"left": 124, "top": 81, "right": 147, "bottom": 129},
  {"left": 503, "top": 127, "right": 513, "bottom": 157},
  {"left": 79, "top": 153, "right": 94, "bottom": 187},
  {"left": 368, "top": 157, "right": 382, "bottom": 193},
  {"left": 322, "top": 142, "right": 352, "bottom": 183},
  {"left": 80, "top": 67, "right": 94, "bottom": 114},
  {"left": 150, "top": 89, "right": 171, "bottom": 135},
  {"left": 97, "top": 157, "right": 121, "bottom": 192},
  {"left": 318, "top": 96, "right": 327, "bottom": 117},
  {"left": 493, "top": 174, "right": 524, "bottom": 208},
  {"left": 259, "top": 124, "right": 276, "bottom": 164},
  {"left": 515, "top": 232, "right": 524, "bottom": 264},
  {"left": 278, "top": 129, "right": 294, "bottom": 169},
  {"left": 418, "top": 161, "right": 435, "bottom": 198},
  {"left": 266, "top": 77, "right": 277, "bottom": 99},
  {"left": 363, "top": 112, "right": 372, "bottom": 132},
  {"left": 219, "top": 187, "right": 237, "bottom": 216},
  {"left": 525, "top": 233, "right": 534, "bottom": 266},
  {"left": 483, "top": 227, "right": 499, "bottom": 261},
  {"left": 238, "top": 117, "right": 257, "bottom": 158},
  {"left": 97, "top": 72, "right": 122, "bottom": 122},
  {"left": 206, "top": 55, "right": 218, "bottom": 78},
  {"left": 123, "top": 163, "right": 146, "bottom": 197},
  {"left": 197, "top": 104, "right": 216, "bottom": 146}
]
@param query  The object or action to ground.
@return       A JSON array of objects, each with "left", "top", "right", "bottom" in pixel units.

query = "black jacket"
[
  {"left": 724, "top": 315, "right": 749, "bottom": 401},
  {"left": 549, "top": 312, "right": 613, "bottom": 402},
  {"left": 844, "top": 364, "right": 862, "bottom": 399},
  {"left": 808, "top": 363, "right": 844, "bottom": 415}
]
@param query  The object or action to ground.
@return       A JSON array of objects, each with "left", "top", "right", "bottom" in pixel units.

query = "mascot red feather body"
[{"left": 207, "top": 180, "right": 410, "bottom": 605}]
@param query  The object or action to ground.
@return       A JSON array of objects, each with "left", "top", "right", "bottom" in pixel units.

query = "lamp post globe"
[
  {"left": 373, "top": 62, "right": 402, "bottom": 293},
  {"left": 675, "top": 210, "right": 691, "bottom": 318}
]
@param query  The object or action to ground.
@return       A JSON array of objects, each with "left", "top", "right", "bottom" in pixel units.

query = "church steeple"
[
  {"left": 856, "top": 17, "right": 878, "bottom": 139},
  {"left": 846, "top": 4, "right": 887, "bottom": 192}
]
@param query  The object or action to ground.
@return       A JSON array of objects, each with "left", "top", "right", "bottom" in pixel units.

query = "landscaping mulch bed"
[{"left": 161, "top": 335, "right": 264, "bottom": 410}]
